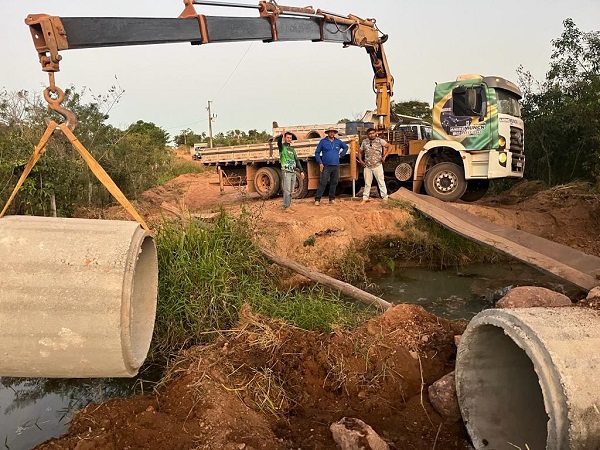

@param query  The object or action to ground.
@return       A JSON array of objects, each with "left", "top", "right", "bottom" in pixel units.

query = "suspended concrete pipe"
[
  {"left": 0, "top": 216, "right": 158, "bottom": 378},
  {"left": 456, "top": 307, "right": 600, "bottom": 450}
]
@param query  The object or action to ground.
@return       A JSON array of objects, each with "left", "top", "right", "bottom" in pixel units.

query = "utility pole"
[{"left": 207, "top": 100, "right": 217, "bottom": 148}]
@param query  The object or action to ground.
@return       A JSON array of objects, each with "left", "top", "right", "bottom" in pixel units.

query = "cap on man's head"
[{"left": 324, "top": 127, "right": 338, "bottom": 134}]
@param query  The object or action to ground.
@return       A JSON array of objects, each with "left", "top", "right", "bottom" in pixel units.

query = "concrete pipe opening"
[
  {"left": 456, "top": 307, "right": 600, "bottom": 450},
  {"left": 0, "top": 216, "right": 158, "bottom": 378}
]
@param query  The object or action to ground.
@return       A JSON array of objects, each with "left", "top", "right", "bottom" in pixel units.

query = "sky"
[{"left": 3, "top": 0, "right": 599, "bottom": 139}]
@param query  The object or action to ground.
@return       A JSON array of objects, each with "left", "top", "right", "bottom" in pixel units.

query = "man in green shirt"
[{"left": 279, "top": 132, "right": 305, "bottom": 212}]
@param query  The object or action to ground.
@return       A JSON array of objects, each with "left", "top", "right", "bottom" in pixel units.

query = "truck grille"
[{"left": 510, "top": 126, "right": 524, "bottom": 154}]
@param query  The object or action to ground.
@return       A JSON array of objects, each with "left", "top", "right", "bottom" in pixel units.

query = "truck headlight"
[
  {"left": 498, "top": 152, "right": 507, "bottom": 166},
  {"left": 498, "top": 136, "right": 506, "bottom": 150}
]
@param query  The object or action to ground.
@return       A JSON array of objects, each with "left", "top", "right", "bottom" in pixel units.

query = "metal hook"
[{"left": 43, "top": 74, "right": 78, "bottom": 131}]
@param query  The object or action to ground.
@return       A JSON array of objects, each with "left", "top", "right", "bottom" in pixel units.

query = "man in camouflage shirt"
[{"left": 358, "top": 128, "right": 390, "bottom": 204}]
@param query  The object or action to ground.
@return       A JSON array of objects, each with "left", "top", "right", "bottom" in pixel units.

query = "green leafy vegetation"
[
  {"left": 517, "top": 19, "right": 600, "bottom": 186},
  {"left": 391, "top": 99, "right": 432, "bottom": 123},
  {"left": 0, "top": 86, "right": 200, "bottom": 216},
  {"left": 151, "top": 213, "right": 367, "bottom": 365},
  {"left": 174, "top": 127, "right": 271, "bottom": 147},
  {"left": 365, "top": 210, "right": 504, "bottom": 270}
]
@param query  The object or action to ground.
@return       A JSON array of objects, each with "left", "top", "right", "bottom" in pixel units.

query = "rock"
[
  {"left": 496, "top": 286, "right": 572, "bottom": 309},
  {"left": 427, "top": 371, "right": 462, "bottom": 422},
  {"left": 587, "top": 286, "right": 600, "bottom": 301},
  {"left": 330, "top": 417, "right": 389, "bottom": 450}
]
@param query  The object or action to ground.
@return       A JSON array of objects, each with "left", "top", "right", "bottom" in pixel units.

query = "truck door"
[{"left": 442, "top": 85, "right": 491, "bottom": 151}]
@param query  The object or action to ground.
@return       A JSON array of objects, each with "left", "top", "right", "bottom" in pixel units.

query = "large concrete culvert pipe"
[
  {"left": 456, "top": 307, "right": 600, "bottom": 450},
  {"left": 0, "top": 216, "right": 158, "bottom": 378}
]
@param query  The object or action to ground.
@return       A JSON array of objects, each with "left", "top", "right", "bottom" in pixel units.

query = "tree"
[
  {"left": 517, "top": 19, "right": 600, "bottom": 185},
  {"left": 391, "top": 100, "right": 432, "bottom": 123},
  {"left": 0, "top": 86, "right": 178, "bottom": 216},
  {"left": 126, "top": 120, "right": 169, "bottom": 148},
  {"left": 174, "top": 128, "right": 205, "bottom": 146}
]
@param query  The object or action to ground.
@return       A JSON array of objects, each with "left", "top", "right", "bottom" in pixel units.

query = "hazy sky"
[{"left": 3, "top": 0, "right": 599, "bottom": 138}]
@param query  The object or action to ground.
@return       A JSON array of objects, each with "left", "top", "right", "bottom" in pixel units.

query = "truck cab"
[
  {"left": 383, "top": 74, "right": 524, "bottom": 202},
  {"left": 192, "top": 142, "right": 209, "bottom": 160}
]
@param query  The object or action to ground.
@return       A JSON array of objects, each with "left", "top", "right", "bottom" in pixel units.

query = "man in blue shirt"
[{"left": 314, "top": 127, "right": 349, "bottom": 205}]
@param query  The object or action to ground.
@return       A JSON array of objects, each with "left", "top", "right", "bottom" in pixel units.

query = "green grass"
[
  {"left": 367, "top": 210, "right": 505, "bottom": 270},
  {"left": 156, "top": 159, "right": 205, "bottom": 185},
  {"left": 150, "top": 212, "right": 366, "bottom": 366}
]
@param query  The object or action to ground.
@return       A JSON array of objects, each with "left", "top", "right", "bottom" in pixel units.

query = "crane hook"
[{"left": 43, "top": 73, "right": 78, "bottom": 131}]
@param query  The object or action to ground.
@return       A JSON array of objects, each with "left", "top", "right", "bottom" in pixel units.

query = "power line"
[
  {"left": 163, "top": 42, "right": 254, "bottom": 133},
  {"left": 213, "top": 42, "right": 254, "bottom": 100}
]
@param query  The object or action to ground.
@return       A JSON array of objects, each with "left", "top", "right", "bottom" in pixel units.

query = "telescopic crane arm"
[{"left": 25, "top": 0, "right": 394, "bottom": 131}]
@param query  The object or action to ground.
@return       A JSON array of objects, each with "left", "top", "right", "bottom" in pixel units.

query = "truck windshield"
[{"left": 496, "top": 89, "right": 521, "bottom": 118}]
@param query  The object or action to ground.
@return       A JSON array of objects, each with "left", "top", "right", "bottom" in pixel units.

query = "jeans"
[
  {"left": 315, "top": 165, "right": 340, "bottom": 201},
  {"left": 282, "top": 170, "right": 296, "bottom": 208},
  {"left": 363, "top": 164, "right": 388, "bottom": 199}
]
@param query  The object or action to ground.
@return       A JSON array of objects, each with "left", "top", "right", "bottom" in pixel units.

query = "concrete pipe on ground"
[
  {"left": 0, "top": 216, "right": 158, "bottom": 378},
  {"left": 456, "top": 307, "right": 600, "bottom": 450}
]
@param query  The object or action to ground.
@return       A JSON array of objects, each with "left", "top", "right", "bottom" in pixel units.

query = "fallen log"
[{"left": 260, "top": 247, "right": 392, "bottom": 311}]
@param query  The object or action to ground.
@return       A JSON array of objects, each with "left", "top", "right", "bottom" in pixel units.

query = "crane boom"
[{"left": 25, "top": 0, "right": 394, "bottom": 130}]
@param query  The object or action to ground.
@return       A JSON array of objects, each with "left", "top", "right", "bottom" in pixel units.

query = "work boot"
[
  {"left": 314, "top": 200, "right": 320, "bottom": 206},
  {"left": 329, "top": 199, "right": 335, "bottom": 205},
  {"left": 284, "top": 207, "right": 295, "bottom": 213},
  {"left": 382, "top": 197, "right": 389, "bottom": 203},
  {"left": 360, "top": 199, "right": 368, "bottom": 205}
]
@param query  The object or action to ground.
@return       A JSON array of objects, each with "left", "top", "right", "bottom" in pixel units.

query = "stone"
[
  {"left": 495, "top": 286, "right": 572, "bottom": 309},
  {"left": 330, "top": 417, "right": 389, "bottom": 450},
  {"left": 586, "top": 286, "right": 600, "bottom": 301},
  {"left": 428, "top": 371, "right": 462, "bottom": 422}
]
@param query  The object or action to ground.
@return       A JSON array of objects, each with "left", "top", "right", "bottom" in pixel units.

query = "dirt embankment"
[
  {"left": 37, "top": 304, "right": 468, "bottom": 450},
  {"left": 58, "top": 168, "right": 600, "bottom": 450}
]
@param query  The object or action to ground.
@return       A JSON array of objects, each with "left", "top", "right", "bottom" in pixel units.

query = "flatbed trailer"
[{"left": 197, "top": 136, "right": 360, "bottom": 199}]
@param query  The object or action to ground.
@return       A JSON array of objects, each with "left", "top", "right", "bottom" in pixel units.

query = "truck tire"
[
  {"left": 460, "top": 179, "right": 489, "bottom": 202},
  {"left": 292, "top": 170, "right": 309, "bottom": 199},
  {"left": 254, "top": 167, "right": 280, "bottom": 199},
  {"left": 424, "top": 162, "right": 467, "bottom": 202}
]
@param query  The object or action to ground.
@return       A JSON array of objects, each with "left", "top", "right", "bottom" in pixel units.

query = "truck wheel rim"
[{"left": 435, "top": 171, "right": 457, "bottom": 193}]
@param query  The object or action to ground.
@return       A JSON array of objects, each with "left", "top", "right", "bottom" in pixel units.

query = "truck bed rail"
[{"left": 197, "top": 135, "right": 358, "bottom": 165}]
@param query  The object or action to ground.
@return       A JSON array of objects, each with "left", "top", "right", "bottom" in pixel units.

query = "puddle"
[{"left": 373, "top": 261, "right": 580, "bottom": 320}]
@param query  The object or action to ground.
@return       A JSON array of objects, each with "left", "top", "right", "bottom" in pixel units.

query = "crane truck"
[{"left": 25, "top": 0, "right": 524, "bottom": 202}]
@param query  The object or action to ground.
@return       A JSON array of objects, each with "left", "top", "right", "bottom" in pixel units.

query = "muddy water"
[
  {"left": 373, "top": 261, "right": 580, "bottom": 320},
  {"left": 0, "top": 377, "right": 141, "bottom": 450},
  {"left": 0, "top": 262, "right": 580, "bottom": 449}
]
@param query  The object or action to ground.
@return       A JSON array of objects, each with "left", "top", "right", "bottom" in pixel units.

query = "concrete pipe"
[
  {"left": 456, "top": 307, "right": 600, "bottom": 450},
  {"left": 0, "top": 216, "right": 158, "bottom": 378}
]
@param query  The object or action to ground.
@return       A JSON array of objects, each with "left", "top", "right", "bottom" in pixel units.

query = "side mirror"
[{"left": 479, "top": 101, "right": 487, "bottom": 121}]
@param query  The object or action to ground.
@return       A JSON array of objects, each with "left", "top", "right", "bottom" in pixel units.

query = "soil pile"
[{"left": 36, "top": 305, "right": 468, "bottom": 450}]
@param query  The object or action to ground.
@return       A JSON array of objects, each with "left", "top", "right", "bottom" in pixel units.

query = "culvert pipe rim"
[
  {"left": 456, "top": 307, "right": 600, "bottom": 450},
  {"left": 120, "top": 226, "right": 158, "bottom": 375}
]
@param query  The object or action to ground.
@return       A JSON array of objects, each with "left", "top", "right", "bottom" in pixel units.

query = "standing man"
[
  {"left": 278, "top": 131, "right": 305, "bottom": 213},
  {"left": 358, "top": 127, "right": 390, "bottom": 204},
  {"left": 314, "top": 127, "right": 348, "bottom": 205}
]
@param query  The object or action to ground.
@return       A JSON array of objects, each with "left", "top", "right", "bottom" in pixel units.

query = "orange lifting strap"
[{"left": 0, "top": 75, "right": 150, "bottom": 232}]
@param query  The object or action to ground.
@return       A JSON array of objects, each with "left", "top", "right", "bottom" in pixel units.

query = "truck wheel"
[
  {"left": 254, "top": 167, "right": 280, "bottom": 199},
  {"left": 424, "top": 162, "right": 467, "bottom": 202},
  {"left": 292, "top": 171, "right": 309, "bottom": 199},
  {"left": 385, "top": 178, "right": 401, "bottom": 194},
  {"left": 460, "top": 179, "right": 489, "bottom": 202}
]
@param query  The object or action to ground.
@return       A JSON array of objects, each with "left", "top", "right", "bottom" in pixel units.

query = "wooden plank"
[{"left": 392, "top": 188, "right": 599, "bottom": 292}]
